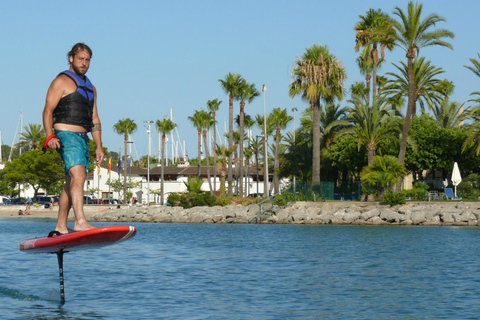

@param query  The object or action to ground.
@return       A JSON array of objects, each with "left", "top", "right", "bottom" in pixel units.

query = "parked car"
[
  {"left": 0, "top": 196, "right": 10, "bottom": 204},
  {"left": 3, "top": 198, "right": 26, "bottom": 205},
  {"left": 35, "top": 196, "right": 52, "bottom": 208},
  {"left": 83, "top": 196, "right": 94, "bottom": 204}
]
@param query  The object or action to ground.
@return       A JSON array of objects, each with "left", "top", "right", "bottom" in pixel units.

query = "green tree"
[
  {"left": 214, "top": 144, "right": 234, "bottom": 196},
  {"left": 269, "top": 108, "right": 292, "bottom": 194},
  {"left": 391, "top": 1, "right": 454, "bottom": 168},
  {"left": 219, "top": 73, "right": 245, "bottom": 196},
  {"left": 382, "top": 57, "right": 453, "bottom": 116},
  {"left": 207, "top": 98, "right": 222, "bottom": 191},
  {"left": 156, "top": 117, "right": 177, "bottom": 204},
  {"left": 236, "top": 82, "right": 259, "bottom": 197},
  {"left": 334, "top": 95, "right": 400, "bottom": 166},
  {"left": 431, "top": 98, "right": 468, "bottom": 128},
  {"left": 113, "top": 118, "right": 137, "bottom": 203},
  {"left": 2, "top": 149, "right": 64, "bottom": 199},
  {"left": 355, "top": 8, "right": 395, "bottom": 104},
  {"left": 361, "top": 155, "right": 407, "bottom": 198},
  {"left": 19, "top": 123, "right": 44, "bottom": 150},
  {"left": 290, "top": 44, "right": 346, "bottom": 187}
]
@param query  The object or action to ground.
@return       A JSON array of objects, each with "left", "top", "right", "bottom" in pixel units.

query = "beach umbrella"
[{"left": 451, "top": 162, "right": 462, "bottom": 197}]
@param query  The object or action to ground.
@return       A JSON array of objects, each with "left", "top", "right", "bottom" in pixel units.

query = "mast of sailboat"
[{"left": 8, "top": 112, "right": 23, "bottom": 162}]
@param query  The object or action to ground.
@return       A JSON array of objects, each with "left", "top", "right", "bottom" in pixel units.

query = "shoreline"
[{"left": 3, "top": 201, "right": 480, "bottom": 226}]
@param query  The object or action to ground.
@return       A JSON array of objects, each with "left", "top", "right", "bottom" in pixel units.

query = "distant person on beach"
[{"left": 42, "top": 42, "right": 104, "bottom": 234}]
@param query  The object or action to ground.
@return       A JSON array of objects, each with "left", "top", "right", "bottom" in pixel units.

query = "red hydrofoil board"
[{"left": 19, "top": 226, "right": 137, "bottom": 253}]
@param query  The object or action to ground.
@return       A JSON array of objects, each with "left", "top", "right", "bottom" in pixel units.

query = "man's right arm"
[{"left": 42, "top": 77, "right": 65, "bottom": 149}]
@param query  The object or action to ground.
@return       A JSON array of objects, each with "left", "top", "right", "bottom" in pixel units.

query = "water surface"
[{"left": 1, "top": 218, "right": 479, "bottom": 319}]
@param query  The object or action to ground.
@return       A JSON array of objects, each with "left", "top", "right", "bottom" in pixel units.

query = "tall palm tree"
[
  {"left": 19, "top": 123, "right": 44, "bottom": 150},
  {"left": 199, "top": 111, "right": 214, "bottom": 192},
  {"left": 355, "top": 8, "right": 395, "bottom": 104},
  {"left": 334, "top": 95, "right": 401, "bottom": 166},
  {"left": 391, "top": 1, "right": 454, "bottom": 167},
  {"left": 188, "top": 110, "right": 206, "bottom": 178},
  {"left": 289, "top": 44, "right": 346, "bottom": 187},
  {"left": 113, "top": 118, "right": 137, "bottom": 203},
  {"left": 255, "top": 113, "right": 273, "bottom": 193},
  {"left": 155, "top": 117, "right": 177, "bottom": 204},
  {"left": 206, "top": 98, "right": 222, "bottom": 191},
  {"left": 356, "top": 55, "right": 373, "bottom": 105},
  {"left": 235, "top": 82, "right": 259, "bottom": 197},
  {"left": 269, "top": 108, "right": 292, "bottom": 194},
  {"left": 382, "top": 57, "right": 453, "bottom": 116},
  {"left": 219, "top": 73, "right": 245, "bottom": 196}
]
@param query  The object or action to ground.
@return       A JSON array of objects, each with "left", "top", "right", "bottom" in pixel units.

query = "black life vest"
[{"left": 52, "top": 70, "right": 95, "bottom": 131}]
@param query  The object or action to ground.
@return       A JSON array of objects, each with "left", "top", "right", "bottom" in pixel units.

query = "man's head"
[{"left": 68, "top": 43, "right": 92, "bottom": 77}]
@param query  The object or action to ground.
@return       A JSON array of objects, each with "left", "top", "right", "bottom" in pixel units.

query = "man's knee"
[{"left": 68, "top": 166, "right": 87, "bottom": 182}]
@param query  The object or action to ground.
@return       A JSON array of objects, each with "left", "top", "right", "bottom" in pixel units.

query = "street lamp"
[
  {"left": 144, "top": 120, "right": 153, "bottom": 206},
  {"left": 292, "top": 107, "right": 298, "bottom": 202},
  {"left": 255, "top": 135, "right": 262, "bottom": 195},
  {"left": 262, "top": 84, "right": 269, "bottom": 198}
]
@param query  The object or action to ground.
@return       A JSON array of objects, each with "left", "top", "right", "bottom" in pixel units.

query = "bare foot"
[
  {"left": 74, "top": 221, "right": 96, "bottom": 232},
  {"left": 54, "top": 227, "right": 76, "bottom": 234}
]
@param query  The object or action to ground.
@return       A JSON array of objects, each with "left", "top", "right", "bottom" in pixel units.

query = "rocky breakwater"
[{"left": 90, "top": 201, "right": 480, "bottom": 226}]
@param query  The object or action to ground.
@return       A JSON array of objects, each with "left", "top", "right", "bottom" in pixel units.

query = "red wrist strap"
[{"left": 43, "top": 134, "right": 57, "bottom": 149}]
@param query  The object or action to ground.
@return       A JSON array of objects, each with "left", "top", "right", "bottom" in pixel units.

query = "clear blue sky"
[{"left": 1, "top": 0, "right": 479, "bottom": 160}]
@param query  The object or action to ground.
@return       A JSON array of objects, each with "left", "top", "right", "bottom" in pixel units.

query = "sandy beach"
[{"left": 0, "top": 204, "right": 112, "bottom": 220}]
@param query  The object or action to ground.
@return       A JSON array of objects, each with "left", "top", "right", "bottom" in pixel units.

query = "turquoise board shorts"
[{"left": 55, "top": 131, "right": 90, "bottom": 175}]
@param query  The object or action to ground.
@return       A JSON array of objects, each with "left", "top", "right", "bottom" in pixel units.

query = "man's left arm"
[{"left": 91, "top": 86, "right": 105, "bottom": 164}]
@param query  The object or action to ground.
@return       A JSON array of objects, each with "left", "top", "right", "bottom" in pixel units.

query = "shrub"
[
  {"left": 190, "top": 192, "right": 217, "bottom": 207},
  {"left": 382, "top": 192, "right": 406, "bottom": 207},
  {"left": 166, "top": 193, "right": 190, "bottom": 208}
]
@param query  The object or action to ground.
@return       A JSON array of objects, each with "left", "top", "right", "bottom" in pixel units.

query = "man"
[{"left": 42, "top": 43, "right": 104, "bottom": 234}]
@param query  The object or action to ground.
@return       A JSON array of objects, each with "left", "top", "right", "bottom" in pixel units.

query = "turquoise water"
[{"left": 1, "top": 219, "right": 480, "bottom": 319}]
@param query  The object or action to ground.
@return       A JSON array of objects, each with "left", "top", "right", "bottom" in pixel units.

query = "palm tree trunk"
[
  {"left": 213, "top": 113, "right": 217, "bottom": 192},
  {"left": 123, "top": 135, "right": 128, "bottom": 204},
  {"left": 371, "top": 47, "right": 378, "bottom": 105},
  {"left": 274, "top": 127, "right": 280, "bottom": 194},
  {"left": 398, "top": 55, "right": 416, "bottom": 189},
  {"left": 312, "top": 100, "right": 321, "bottom": 186},
  {"left": 238, "top": 103, "right": 245, "bottom": 197},
  {"left": 197, "top": 131, "right": 202, "bottom": 177},
  {"left": 228, "top": 94, "right": 234, "bottom": 196},
  {"left": 203, "top": 130, "right": 213, "bottom": 192},
  {"left": 160, "top": 135, "right": 165, "bottom": 204}
]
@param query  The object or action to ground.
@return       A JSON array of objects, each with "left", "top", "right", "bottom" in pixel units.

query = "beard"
[{"left": 72, "top": 64, "right": 88, "bottom": 77}]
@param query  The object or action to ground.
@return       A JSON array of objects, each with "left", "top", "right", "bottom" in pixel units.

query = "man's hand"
[{"left": 96, "top": 147, "right": 105, "bottom": 164}]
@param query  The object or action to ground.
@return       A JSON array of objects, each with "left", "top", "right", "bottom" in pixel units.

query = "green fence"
[{"left": 279, "top": 181, "right": 361, "bottom": 204}]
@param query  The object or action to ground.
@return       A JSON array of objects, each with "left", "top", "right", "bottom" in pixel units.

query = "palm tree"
[
  {"left": 206, "top": 98, "right": 222, "bottom": 191},
  {"left": 188, "top": 110, "right": 205, "bottom": 178},
  {"left": 219, "top": 73, "right": 245, "bottom": 196},
  {"left": 361, "top": 155, "right": 407, "bottom": 198},
  {"left": 269, "top": 108, "right": 292, "bottom": 194},
  {"left": 19, "top": 123, "right": 44, "bottom": 150},
  {"left": 334, "top": 95, "right": 401, "bottom": 166},
  {"left": 431, "top": 98, "right": 468, "bottom": 129},
  {"left": 382, "top": 57, "right": 453, "bottom": 116},
  {"left": 155, "top": 117, "right": 177, "bottom": 204},
  {"left": 235, "top": 82, "right": 259, "bottom": 197},
  {"left": 391, "top": 1, "right": 454, "bottom": 167},
  {"left": 289, "top": 44, "right": 346, "bottom": 187},
  {"left": 355, "top": 8, "right": 395, "bottom": 104},
  {"left": 113, "top": 118, "right": 137, "bottom": 203},
  {"left": 214, "top": 144, "right": 234, "bottom": 196},
  {"left": 356, "top": 55, "right": 373, "bottom": 105},
  {"left": 321, "top": 103, "right": 349, "bottom": 148}
]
